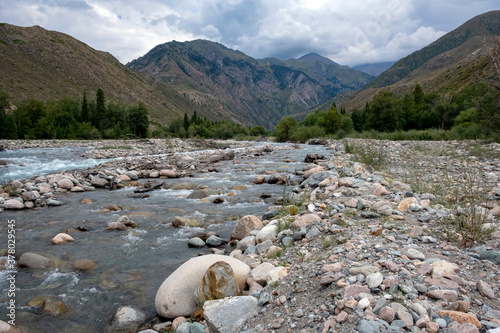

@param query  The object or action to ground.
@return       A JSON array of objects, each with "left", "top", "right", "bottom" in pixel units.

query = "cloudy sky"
[{"left": 0, "top": 0, "right": 498, "bottom": 66}]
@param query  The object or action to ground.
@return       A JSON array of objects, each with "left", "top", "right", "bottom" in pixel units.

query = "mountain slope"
[
  {"left": 0, "top": 23, "right": 202, "bottom": 125},
  {"left": 369, "top": 10, "right": 500, "bottom": 89},
  {"left": 353, "top": 62, "right": 395, "bottom": 76},
  {"left": 127, "top": 40, "right": 373, "bottom": 128},
  {"left": 340, "top": 10, "right": 500, "bottom": 111}
]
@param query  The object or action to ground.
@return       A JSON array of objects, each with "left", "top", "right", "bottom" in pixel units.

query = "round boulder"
[
  {"left": 231, "top": 215, "right": 263, "bottom": 240},
  {"left": 155, "top": 254, "right": 250, "bottom": 318}
]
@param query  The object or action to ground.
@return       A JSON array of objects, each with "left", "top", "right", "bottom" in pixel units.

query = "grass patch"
[
  {"left": 441, "top": 162, "right": 499, "bottom": 247},
  {"left": 344, "top": 139, "right": 387, "bottom": 171},
  {"left": 13, "top": 39, "right": 26, "bottom": 45}
]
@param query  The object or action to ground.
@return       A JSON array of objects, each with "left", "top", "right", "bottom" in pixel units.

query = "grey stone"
[
  {"left": 435, "top": 318, "right": 447, "bottom": 328},
  {"left": 359, "top": 211, "right": 381, "bottom": 218},
  {"left": 175, "top": 322, "right": 192, "bottom": 333},
  {"left": 305, "top": 227, "right": 321, "bottom": 239},
  {"left": 377, "top": 205, "right": 393, "bottom": 216},
  {"left": 188, "top": 237, "right": 205, "bottom": 248},
  {"left": 485, "top": 310, "right": 500, "bottom": 320},
  {"left": 301, "top": 171, "right": 337, "bottom": 188},
  {"left": 281, "top": 237, "right": 294, "bottom": 247},
  {"left": 18, "top": 252, "right": 52, "bottom": 270},
  {"left": 418, "top": 212, "right": 431, "bottom": 222},
  {"left": 124, "top": 171, "right": 139, "bottom": 180},
  {"left": 373, "top": 298, "right": 387, "bottom": 314},
  {"left": 256, "top": 239, "right": 273, "bottom": 254},
  {"left": 294, "top": 309, "right": 304, "bottom": 317},
  {"left": 349, "top": 266, "right": 380, "bottom": 277},
  {"left": 204, "top": 296, "right": 258, "bottom": 333},
  {"left": 479, "top": 250, "right": 500, "bottom": 264},
  {"left": 47, "top": 199, "right": 63, "bottom": 206},
  {"left": 189, "top": 322, "right": 206, "bottom": 333},
  {"left": 358, "top": 319, "right": 379, "bottom": 333},
  {"left": 406, "top": 249, "right": 425, "bottom": 260},
  {"left": 238, "top": 236, "right": 256, "bottom": 252},
  {"left": 206, "top": 235, "right": 223, "bottom": 247}
]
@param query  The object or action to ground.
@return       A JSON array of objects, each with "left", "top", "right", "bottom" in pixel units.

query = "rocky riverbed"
[{"left": 1, "top": 138, "right": 499, "bottom": 333}]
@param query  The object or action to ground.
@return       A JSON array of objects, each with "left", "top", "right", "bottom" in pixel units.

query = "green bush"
[{"left": 289, "top": 125, "right": 325, "bottom": 143}]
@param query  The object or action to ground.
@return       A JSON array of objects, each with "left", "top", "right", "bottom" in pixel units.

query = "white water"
[{"left": 0, "top": 147, "right": 105, "bottom": 182}]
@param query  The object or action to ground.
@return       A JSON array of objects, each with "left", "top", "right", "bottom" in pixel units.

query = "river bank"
[{"left": 0, "top": 138, "right": 499, "bottom": 333}]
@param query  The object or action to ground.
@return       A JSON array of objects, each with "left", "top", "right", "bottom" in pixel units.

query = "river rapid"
[{"left": 0, "top": 141, "right": 331, "bottom": 332}]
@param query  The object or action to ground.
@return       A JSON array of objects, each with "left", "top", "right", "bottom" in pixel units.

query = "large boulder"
[
  {"left": 231, "top": 215, "right": 263, "bottom": 240},
  {"left": 155, "top": 255, "right": 250, "bottom": 318}
]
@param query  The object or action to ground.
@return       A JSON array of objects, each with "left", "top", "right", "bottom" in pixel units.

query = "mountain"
[
  {"left": 352, "top": 62, "right": 395, "bottom": 76},
  {"left": 341, "top": 10, "right": 500, "bottom": 110},
  {"left": 127, "top": 41, "right": 373, "bottom": 128},
  {"left": 0, "top": 23, "right": 205, "bottom": 125}
]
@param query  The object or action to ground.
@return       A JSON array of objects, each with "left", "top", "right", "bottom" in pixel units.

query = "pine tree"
[
  {"left": 81, "top": 91, "right": 89, "bottom": 122},
  {"left": 94, "top": 88, "right": 106, "bottom": 129}
]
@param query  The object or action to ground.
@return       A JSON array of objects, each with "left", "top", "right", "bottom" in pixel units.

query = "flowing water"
[{"left": 0, "top": 142, "right": 331, "bottom": 332}]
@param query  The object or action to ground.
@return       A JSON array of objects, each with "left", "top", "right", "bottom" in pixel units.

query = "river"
[{"left": 0, "top": 142, "right": 331, "bottom": 332}]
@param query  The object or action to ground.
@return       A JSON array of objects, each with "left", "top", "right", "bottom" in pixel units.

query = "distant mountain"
[
  {"left": 341, "top": 10, "right": 500, "bottom": 111},
  {"left": 128, "top": 41, "right": 373, "bottom": 128},
  {"left": 0, "top": 23, "right": 202, "bottom": 125},
  {"left": 352, "top": 62, "right": 395, "bottom": 76}
]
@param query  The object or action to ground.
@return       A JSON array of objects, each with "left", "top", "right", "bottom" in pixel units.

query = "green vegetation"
[
  {"left": 274, "top": 83, "right": 500, "bottom": 142},
  {"left": 440, "top": 162, "right": 499, "bottom": 247},
  {"left": 153, "top": 110, "right": 269, "bottom": 139},
  {"left": 0, "top": 88, "right": 149, "bottom": 139},
  {"left": 273, "top": 103, "right": 352, "bottom": 142}
]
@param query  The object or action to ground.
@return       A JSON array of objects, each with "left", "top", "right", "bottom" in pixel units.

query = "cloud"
[{"left": 0, "top": 0, "right": 498, "bottom": 66}]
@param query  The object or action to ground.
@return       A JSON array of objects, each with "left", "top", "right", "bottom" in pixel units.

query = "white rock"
[
  {"left": 406, "top": 249, "right": 425, "bottom": 261},
  {"left": 155, "top": 255, "right": 250, "bottom": 318},
  {"left": 3, "top": 199, "right": 24, "bottom": 210},
  {"left": 266, "top": 267, "right": 288, "bottom": 285},
  {"left": 432, "top": 260, "right": 459, "bottom": 277},
  {"left": 366, "top": 272, "right": 384, "bottom": 289},
  {"left": 250, "top": 262, "right": 275, "bottom": 285},
  {"left": 256, "top": 224, "right": 278, "bottom": 243},
  {"left": 51, "top": 233, "right": 75, "bottom": 244},
  {"left": 359, "top": 298, "right": 371, "bottom": 309}
]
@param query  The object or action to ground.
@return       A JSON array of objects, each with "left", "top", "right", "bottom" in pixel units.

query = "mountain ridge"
[
  {"left": 128, "top": 39, "right": 373, "bottom": 128},
  {"left": 339, "top": 10, "right": 500, "bottom": 111}
]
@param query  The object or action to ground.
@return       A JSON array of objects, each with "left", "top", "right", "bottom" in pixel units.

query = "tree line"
[
  {"left": 273, "top": 82, "right": 500, "bottom": 142},
  {"left": 0, "top": 88, "right": 149, "bottom": 139},
  {"left": 153, "top": 111, "right": 269, "bottom": 139}
]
